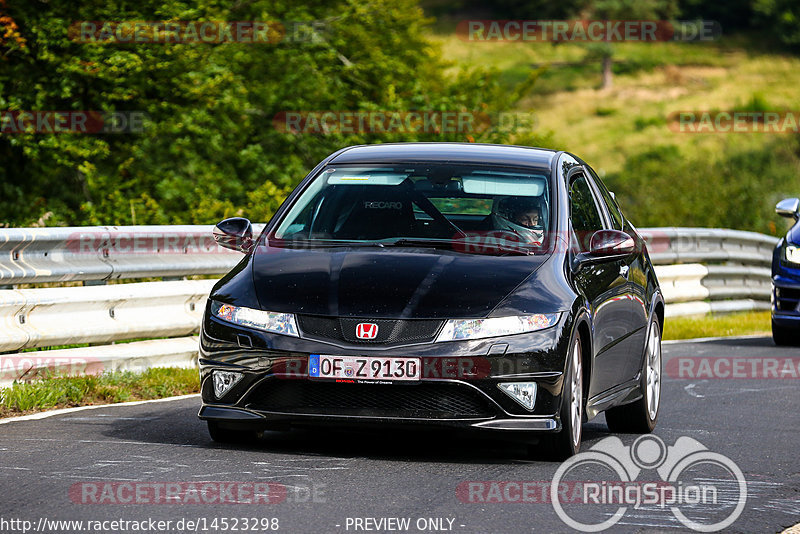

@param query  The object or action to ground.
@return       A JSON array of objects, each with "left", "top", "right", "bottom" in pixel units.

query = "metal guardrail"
[
  {"left": 0, "top": 337, "right": 200, "bottom": 387},
  {"left": 0, "top": 225, "right": 263, "bottom": 285},
  {"left": 0, "top": 280, "right": 215, "bottom": 352},
  {"left": 639, "top": 227, "right": 778, "bottom": 317},
  {"left": 639, "top": 227, "right": 778, "bottom": 266},
  {"left": 0, "top": 225, "right": 781, "bottom": 383}
]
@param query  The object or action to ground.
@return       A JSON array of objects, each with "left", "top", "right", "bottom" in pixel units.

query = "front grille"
[
  {"left": 296, "top": 315, "right": 443, "bottom": 345},
  {"left": 776, "top": 286, "right": 800, "bottom": 311},
  {"left": 247, "top": 380, "right": 494, "bottom": 419}
]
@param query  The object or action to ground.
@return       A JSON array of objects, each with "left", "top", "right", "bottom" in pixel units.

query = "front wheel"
[
  {"left": 772, "top": 320, "right": 798, "bottom": 346},
  {"left": 606, "top": 318, "right": 661, "bottom": 433},
  {"left": 537, "top": 333, "right": 584, "bottom": 460}
]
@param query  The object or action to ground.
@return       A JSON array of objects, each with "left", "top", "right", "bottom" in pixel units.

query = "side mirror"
[
  {"left": 589, "top": 229, "right": 635, "bottom": 256},
  {"left": 775, "top": 198, "right": 800, "bottom": 220},
  {"left": 213, "top": 217, "right": 253, "bottom": 253}
]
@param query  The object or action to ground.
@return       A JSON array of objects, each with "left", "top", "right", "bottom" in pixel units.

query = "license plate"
[{"left": 308, "top": 355, "right": 420, "bottom": 381}]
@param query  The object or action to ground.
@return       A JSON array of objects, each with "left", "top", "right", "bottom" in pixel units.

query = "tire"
[
  {"left": 605, "top": 318, "right": 661, "bottom": 434},
  {"left": 207, "top": 421, "right": 259, "bottom": 444},
  {"left": 772, "top": 320, "right": 798, "bottom": 346},
  {"left": 536, "top": 332, "right": 584, "bottom": 460}
]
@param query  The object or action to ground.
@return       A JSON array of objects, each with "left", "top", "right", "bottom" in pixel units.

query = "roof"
[{"left": 329, "top": 143, "right": 558, "bottom": 169}]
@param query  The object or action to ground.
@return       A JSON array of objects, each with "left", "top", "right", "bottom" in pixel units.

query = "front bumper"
[
  {"left": 772, "top": 261, "right": 800, "bottom": 326},
  {"left": 197, "top": 311, "right": 573, "bottom": 433}
]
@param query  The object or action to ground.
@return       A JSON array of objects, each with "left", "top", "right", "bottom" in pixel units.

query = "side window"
[
  {"left": 587, "top": 167, "right": 624, "bottom": 230},
  {"left": 569, "top": 174, "right": 605, "bottom": 251}
]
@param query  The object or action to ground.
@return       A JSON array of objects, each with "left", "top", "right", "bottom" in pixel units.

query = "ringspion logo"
[{"left": 551, "top": 435, "right": 746, "bottom": 532}]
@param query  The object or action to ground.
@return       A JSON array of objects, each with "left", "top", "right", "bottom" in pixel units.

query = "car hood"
[{"left": 250, "top": 246, "right": 548, "bottom": 319}]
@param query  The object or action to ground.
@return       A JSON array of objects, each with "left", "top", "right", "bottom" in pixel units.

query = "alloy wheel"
[
  {"left": 570, "top": 339, "right": 583, "bottom": 447},
  {"left": 646, "top": 322, "right": 661, "bottom": 421}
]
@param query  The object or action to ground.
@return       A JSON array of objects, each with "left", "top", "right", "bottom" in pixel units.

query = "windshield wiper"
[
  {"left": 384, "top": 238, "right": 534, "bottom": 256},
  {"left": 269, "top": 238, "right": 386, "bottom": 248},
  {"left": 381, "top": 238, "right": 453, "bottom": 248},
  {"left": 269, "top": 237, "right": 535, "bottom": 256}
]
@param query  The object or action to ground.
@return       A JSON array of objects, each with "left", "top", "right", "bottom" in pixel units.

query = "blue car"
[{"left": 772, "top": 197, "right": 800, "bottom": 346}]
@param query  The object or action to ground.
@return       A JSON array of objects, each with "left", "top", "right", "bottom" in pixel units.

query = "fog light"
[
  {"left": 498, "top": 382, "right": 537, "bottom": 411},
  {"left": 213, "top": 370, "right": 242, "bottom": 399}
]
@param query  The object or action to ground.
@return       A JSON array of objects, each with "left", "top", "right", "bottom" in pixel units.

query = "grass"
[
  {"left": 0, "top": 367, "right": 200, "bottom": 418},
  {"left": 432, "top": 31, "right": 800, "bottom": 178},
  {"left": 663, "top": 311, "right": 771, "bottom": 341}
]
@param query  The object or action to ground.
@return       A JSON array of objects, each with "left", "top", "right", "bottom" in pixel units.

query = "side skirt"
[{"left": 585, "top": 378, "right": 641, "bottom": 420}]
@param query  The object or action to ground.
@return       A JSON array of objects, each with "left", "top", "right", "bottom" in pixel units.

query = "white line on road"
[
  {"left": 0, "top": 394, "right": 200, "bottom": 425},
  {"left": 684, "top": 383, "right": 704, "bottom": 398},
  {"left": 662, "top": 334, "right": 770, "bottom": 345}
]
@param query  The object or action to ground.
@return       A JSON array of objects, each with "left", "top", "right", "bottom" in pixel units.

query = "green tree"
[
  {"left": 576, "top": 0, "right": 679, "bottom": 89},
  {"left": 608, "top": 137, "right": 800, "bottom": 235},
  {"left": 752, "top": 0, "right": 800, "bottom": 50},
  {"left": 1, "top": 0, "right": 539, "bottom": 227}
]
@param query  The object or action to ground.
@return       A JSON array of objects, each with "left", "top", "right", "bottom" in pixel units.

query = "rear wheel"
[
  {"left": 772, "top": 320, "right": 798, "bottom": 346},
  {"left": 536, "top": 333, "right": 584, "bottom": 460},
  {"left": 606, "top": 318, "right": 661, "bottom": 433},
  {"left": 207, "top": 421, "right": 260, "bottom": 444}
]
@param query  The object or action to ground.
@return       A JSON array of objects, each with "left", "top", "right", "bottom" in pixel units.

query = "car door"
[
  {"left": 569, "top": 171, "right": 632, "bottom": 397},
  {"left": 586, "top": 166, "right": 649, "bottom": 379}
]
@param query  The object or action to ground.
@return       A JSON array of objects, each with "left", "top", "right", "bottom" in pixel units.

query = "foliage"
[
  {"left": 663, "top": 311, "right": 770, "bottom": 340},
  {"left": 576, "top": 0, "right": 680, "bottom": 88},
  {"left": 577, "top": 0, "right": 680, "bottom": 19},
  {"left": 422, "top": 0, "right": 586, "bottom": 19},
  {"left": 752, "top": 0, "right": 800, "bottom": 50},
  {"left": 0, "top": 0, "right": 539, "bottom": 227},
  {"left": 608, "top": 137, "right": 800, "bottom": 235},
  {"left": 0, "top": 367, "right": 199, "bottom": 416},
  {"left": 3, "top": 0, "right": 800, "bottom": 231}
]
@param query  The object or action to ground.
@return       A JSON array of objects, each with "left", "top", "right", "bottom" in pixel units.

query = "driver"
[
  {"left": 513, "top": 206, "right": 540, "bottom": 228},
  {"left": 491, "top": 197, "right": 544, "bottom": 243}
]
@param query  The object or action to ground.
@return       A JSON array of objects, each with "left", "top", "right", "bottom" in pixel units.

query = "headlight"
[
  {"left": 435, "top": 313, "right": 560, "bottom": 342},
  {"left": 785, "top": 244, "right": 800, "bottom": 266},
  {"left": 210, "top": 301, "right": 299, "bottom": 337}
]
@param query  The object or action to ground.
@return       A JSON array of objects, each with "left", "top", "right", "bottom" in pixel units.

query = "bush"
[
  {"left": 608, "top": 136, "right": 800, "bottom": 234},
  {"left": 0, "top": 0, "right": 539, "bottom": 227}
]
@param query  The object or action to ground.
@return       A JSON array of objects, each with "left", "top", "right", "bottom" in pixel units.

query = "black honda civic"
[{"left": 198, "top": 143, "right": 664, "bottom": 458}]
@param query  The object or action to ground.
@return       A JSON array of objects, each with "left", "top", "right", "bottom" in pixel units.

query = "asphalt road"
[{"left": 1, "top": 337, "right": 798, "bottom": 534}]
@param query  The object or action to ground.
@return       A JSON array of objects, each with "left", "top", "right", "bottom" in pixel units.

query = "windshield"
[{"left": 271, "top": 163, "right": 552, "bottom": 254}]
